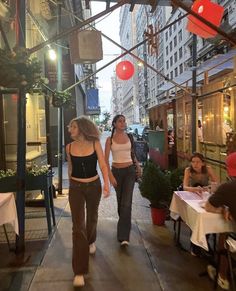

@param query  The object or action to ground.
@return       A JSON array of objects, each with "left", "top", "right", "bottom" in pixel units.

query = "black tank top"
[{"left": 69, "top": 142, "right": 98, "bottom": 179}]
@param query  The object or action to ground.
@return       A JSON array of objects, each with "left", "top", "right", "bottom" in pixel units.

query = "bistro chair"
[
  {"left": 173, "top": 183, "right": 183, "bottom": 244},
  {"left": 214, "top": 233, "right": 236, "bottom": 290}
]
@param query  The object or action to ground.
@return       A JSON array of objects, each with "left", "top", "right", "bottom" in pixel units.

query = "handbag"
[{"left": 128, "top": 134, "right": 141, "bottom": 182}]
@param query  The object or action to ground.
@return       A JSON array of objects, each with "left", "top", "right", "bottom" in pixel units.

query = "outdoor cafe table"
[
  {"left": 170, "top": 191, "right": 236, "bottom": 251},
  {"left": 0, "top": 192, "right": 19, "bottom": 235}
]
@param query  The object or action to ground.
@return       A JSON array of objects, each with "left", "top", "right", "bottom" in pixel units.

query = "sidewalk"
[{"left": 0, "top": 177, "right": 215, "bottom": 291}]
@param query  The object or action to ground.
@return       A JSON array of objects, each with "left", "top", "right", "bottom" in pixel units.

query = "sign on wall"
[{"left": 85, "top": 88, "right": 100, "bottom": 115}]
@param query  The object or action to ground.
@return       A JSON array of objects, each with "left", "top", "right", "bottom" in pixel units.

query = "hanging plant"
[
  {"left": 52, "top": 90, "right": 74, "bottom": 108},
  {"left": 0, "top": 46, "right": 42, "bottom": 92}
]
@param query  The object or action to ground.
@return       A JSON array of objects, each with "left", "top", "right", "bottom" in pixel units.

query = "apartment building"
[
  {"left": 116, "top": 4, "right": 139, "bottom": 125},
  {"left": 112, "top": 1, "right": 236, "bottom": 125}
]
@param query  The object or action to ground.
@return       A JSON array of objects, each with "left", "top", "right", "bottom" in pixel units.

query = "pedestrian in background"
[
  {"left": 168, "top": 129, "right": 175, "bottom": 168},
  {"left": 104, "top": 114, "right": 141, "bottom": 247},
  {"left": 198, "top": 119, "right": 203, "bottom": 142},
  {"left": 66, "top": 116, "right": 110, "bottom": 287}
]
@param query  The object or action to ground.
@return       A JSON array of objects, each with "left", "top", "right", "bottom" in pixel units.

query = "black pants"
[
  {"left": 112, "top": 165, "right": 136, "bottom": 242},
  {"left": 69, "top": 178, "right": 102, "bottom": 275}
]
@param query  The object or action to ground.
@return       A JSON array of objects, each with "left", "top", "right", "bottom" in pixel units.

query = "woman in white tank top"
[{"left": 104, "top": 114, "right": 141, "bottom": 246}]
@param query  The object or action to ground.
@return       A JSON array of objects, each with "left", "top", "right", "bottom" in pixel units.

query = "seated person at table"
[
  {"left": 183, "top": 152, "right": 218, "bottom": 195},
  {"left": 205, "top": 152, "right": 236, "bottom": 290}
]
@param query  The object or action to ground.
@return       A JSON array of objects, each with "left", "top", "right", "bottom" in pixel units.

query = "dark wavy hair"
[
  {"left": 189, "top": 152, "right": 207, "bottom": 174},
  {"left": 110, "top": 114, "right": 125, "bottom": 145}
]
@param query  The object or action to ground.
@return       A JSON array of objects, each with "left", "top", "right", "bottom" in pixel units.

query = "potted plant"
[
  {"left": 168, "top": 168, "right": 185, "bottom": 192},
  {"left": 0, "top": 164, "right": 51, "bottom": 193},
  {"left": 139, "top": 160, "right": 172, "bottom": 225},
  {"left": 25, "top": 164, "right": 51, "bottom": 191},
  {"left": 0, "top": 169, "right": 17, "bottom": 192}
]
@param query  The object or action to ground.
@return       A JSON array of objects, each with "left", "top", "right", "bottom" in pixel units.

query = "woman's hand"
[
  {"left": 103, "top": 183, "right": 110, "bottom": 198},
  {"left": 136, "top": 164, "right": 142, "bottom": 178},
  {"left": 222, "top": 206, "right": 233, "bottom": 221},
  {"left": 192, "top": 186, "right": 204, "bottom": 196},
  {"left": 110, "top": 176, "right": 117, "bottom": 188}
]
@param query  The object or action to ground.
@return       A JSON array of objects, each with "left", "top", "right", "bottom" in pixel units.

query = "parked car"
[{"left": 127, "top": 124, "right": 150, "bottom": 141}]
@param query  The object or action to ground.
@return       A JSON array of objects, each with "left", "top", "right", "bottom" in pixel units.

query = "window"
[
  {"left": 169, "top": 26, "right": 172, "bottom": 37},
  {"left": 178, "top": 13, "right": 182, "bottom": 25},
  {"left": 166, "top": 60, "right": 169, "bottom": 70},
  {"left": 169, "top": 41, "right": 172, "bottom": 52},
  {"left": 174, "top": 52, "right": 177, "bottom": 62},
  {"left": 179, "top": 47, "right": 183, "bottom": 59},
  {"left": 189, "top": 44, "right": 193, "bottom": 56},
  {"left": 175, "top": 67, "right": 178, "bottom": 77},
  {"left": 165, "top": 31, "right": 168, "bottom": 41},
  {"left": 170, "top": 71, "right": 173, "bottom": 79},
  {"left": 178, "top": 30, "right": 182, "bottom": 42},
  {"left": 166, "top": 46, "right": 168, "bottom": 55},
  {"left": 170, "top": 56, "right": 173, "bottom": 66},
  {"left": 174, "top": 22, "right": 177, "bottom": 31},
  {"left": 179, "top": 63, "right": 183, "bottom": 74},
  {"left": 174, "top": 36, "right": 177, "bottom": 46}
]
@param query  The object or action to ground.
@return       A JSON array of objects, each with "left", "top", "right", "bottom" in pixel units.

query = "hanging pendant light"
[
  {"left": 116, "top": 61, "right": 134, "bottom": 80},
  {"left": 186, "top": 0, "right": 224, "bottom": 38}
]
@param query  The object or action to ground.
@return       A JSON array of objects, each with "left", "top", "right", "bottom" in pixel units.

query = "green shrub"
[
  {"left": 167, "top": 168, "right": 184, "bottom": 192},
  {"left": 139, "top": 161, "right": 172, "bottom": 208}
]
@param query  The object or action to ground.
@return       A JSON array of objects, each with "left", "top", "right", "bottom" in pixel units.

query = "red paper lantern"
[
  {"left": 186, "top": 0, "right": 224, "bottom": 38},
  {"left": 116, "top": 61, "right": 134, "bottom": 80}
]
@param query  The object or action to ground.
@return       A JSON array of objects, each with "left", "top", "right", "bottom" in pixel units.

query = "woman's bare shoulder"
[{"left": 66, "top": 142, "right": 72, "bottom": 153}]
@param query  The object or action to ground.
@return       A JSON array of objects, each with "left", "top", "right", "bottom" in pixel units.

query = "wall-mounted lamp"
[{"left": 48, "top": 48, "right": 57, "bottom": 61}]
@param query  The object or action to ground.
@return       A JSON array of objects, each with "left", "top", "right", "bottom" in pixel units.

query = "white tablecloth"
[
  {"left": 0, "top": 193, "right": 19, "bottom": 235},
  {"left": 170, "top": 191, "right": 236, "bottom": 250}
]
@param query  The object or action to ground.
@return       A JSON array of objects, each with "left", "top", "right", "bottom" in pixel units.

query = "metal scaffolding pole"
[
  {"left": 56, "top": 1, "right": 63, "bottom": 195},
  {"left": 191, "top": 34, "right": 197, "bottom": 153},
  {"left": 15, "top": 0, "right": 26, "bottom": 252}
]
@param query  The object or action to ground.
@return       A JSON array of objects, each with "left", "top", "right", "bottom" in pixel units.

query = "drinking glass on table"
[{"left": 202, "top": 190, "right": 210, "bottom": 201}]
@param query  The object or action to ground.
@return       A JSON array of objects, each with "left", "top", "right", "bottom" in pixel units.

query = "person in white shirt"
[
  {"left": 104, "top": 114, "right": 141, "bottom": 246},
  {"left": 197, "top": 120, "right": 203, "bottom": 142}
]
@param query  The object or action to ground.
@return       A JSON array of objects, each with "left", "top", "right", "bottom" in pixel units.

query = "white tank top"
[{"left": 111, "top": 140, "right": 132, "bottom": 163}]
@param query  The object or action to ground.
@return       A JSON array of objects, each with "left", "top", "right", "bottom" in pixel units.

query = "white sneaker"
[
  {"left": 207, "top": 265, "right": 229, "bottom": 290},
  {"left": 120, "top": 241, "right": 129, "bottom": 246},
  {"left": 207, "top": 265, "right": 216, "bottom": 281},
  {"left": 89, "top": 243, "right": 96, "bottom": 255},
  {"left": 73, "top": 275, "right": 85, "bottom": 287},
  {"left": 217, "top": 275, "right": 229, "bottom": 290}
]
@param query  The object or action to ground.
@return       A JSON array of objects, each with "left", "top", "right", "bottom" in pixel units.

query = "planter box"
[
  {"left": 25, "top": 174, "right": 49, "bottom": 191},
  {"left": 0, "top": 176, "right": 17, "bottom": 193},
  {"left": 0, "top": 174, "right": 50, "bottom": 193}
]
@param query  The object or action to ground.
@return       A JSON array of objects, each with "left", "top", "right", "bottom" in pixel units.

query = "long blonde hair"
[{"left": 69, "top": 116, "right": 100, "bottom": 141}]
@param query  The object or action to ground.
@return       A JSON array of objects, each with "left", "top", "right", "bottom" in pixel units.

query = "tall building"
[
  {"left": 135, "top": 5, "right": 172, "bottom": 124},
  {"left": 111, "top": 75, "right": 123, "bottom": 117},
  {"left": 118, "top": 4, "right": 139, "bottom": 125},
  {"left": 114, "top": 1, "right": 236, "bottom": 126}
]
